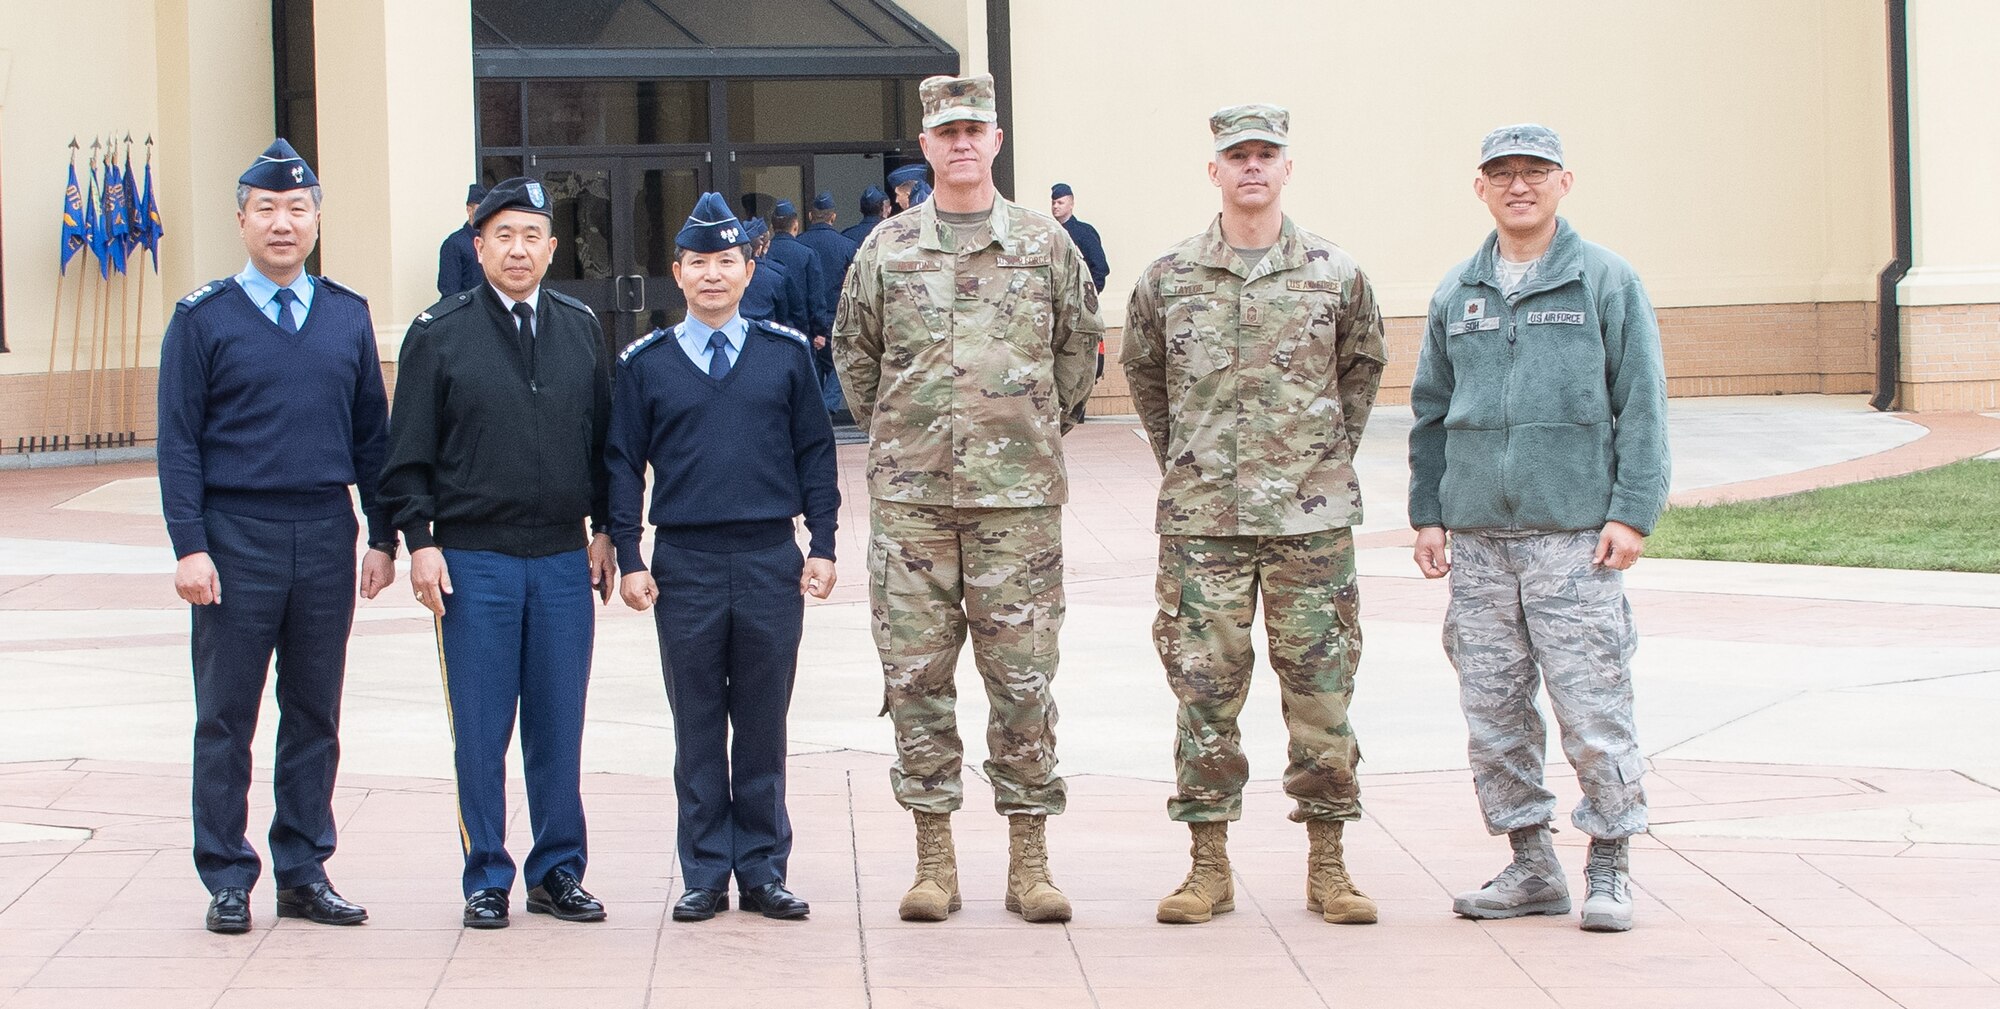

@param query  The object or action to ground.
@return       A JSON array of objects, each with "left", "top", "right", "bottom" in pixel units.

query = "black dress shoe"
[
  {"left": 463, "top": 887, "right": 510, "bottom": 929},
  {"left": 739, "top": 880, "right": 810, "bottom": 920},
  {"left": 206, "top": 887, "right": 251, "bottom": 934},
  {"left": 672, "top": 888, "right": 729, "bottom": 922},
  {"left": 275, "top": 881, "right": 368, "bottom": 925},
  {"left": 527, "top": 868, "right": 606, "bottom": 922}
]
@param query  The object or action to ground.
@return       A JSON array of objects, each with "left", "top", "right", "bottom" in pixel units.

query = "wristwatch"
[{"left": 368, "top": 540, "right": 399, "bottom": 558}]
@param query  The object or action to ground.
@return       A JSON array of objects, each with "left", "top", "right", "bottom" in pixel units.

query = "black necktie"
[
  {"left": 708, "top": 331, "right": 732, "bottom": 380},
  {"left": 273, "top": 288, "right": 300, "bottom": 334},
  {"left": 512, "top": 301, "right": 536, "bottom": 344}
]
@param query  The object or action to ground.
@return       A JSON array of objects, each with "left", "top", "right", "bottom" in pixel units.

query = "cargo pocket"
[
  {"left": 1022, "top": 544, "right": 1065, "bottom": 659},
  {"left": 1153, "top": 542, "right": 1185, "bottom": 618},
  {"left": 868, "top": 535, "right": 894, "bottom": 716}
]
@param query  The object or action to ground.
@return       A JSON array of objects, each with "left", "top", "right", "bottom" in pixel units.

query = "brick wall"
[{"left": 1899, "top": 302, "right": 2000, "bottom": 412}]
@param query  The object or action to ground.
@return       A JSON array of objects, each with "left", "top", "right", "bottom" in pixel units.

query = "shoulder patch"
[
  {"left": 316, "top": 276, "right": 367, "bottom": 302},
  {"left": 618, "top": 328, "right": 669, "bottom": 365},
  {"left": 545, "top": 289, "right": 596, "bottom": 318},
  {"left": 751, "top": 319, "right": 812, "bottom": 349},
  {"left": 412, "top": 291, "right": 474, "bottom": 327},
  {"left": 175, "top": 279, "right": 236, "bottom": 313}
]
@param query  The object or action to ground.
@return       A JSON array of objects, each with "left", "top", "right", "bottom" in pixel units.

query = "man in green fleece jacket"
[{"left": 1408, "top": 124, "right": 1670, "bottom": 934}]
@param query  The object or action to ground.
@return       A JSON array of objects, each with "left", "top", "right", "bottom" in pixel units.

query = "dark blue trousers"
[
  {"left": 652, "top": 539, "right": 804, "bottom": 892},
  {"left": 191, "top": 509, "right": 357, "bottom": 893},
  {"left": 436, "top": 547, "right": 593, "bottom": 896}
]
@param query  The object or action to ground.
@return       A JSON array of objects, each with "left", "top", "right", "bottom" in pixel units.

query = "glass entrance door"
[{"left": 534, "top": 155, "right": 709, "bottom": 352}]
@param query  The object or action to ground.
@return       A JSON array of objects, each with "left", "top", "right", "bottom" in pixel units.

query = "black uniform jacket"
[{"left": 380, "top": 283, "right": 612, "bottom": 557}]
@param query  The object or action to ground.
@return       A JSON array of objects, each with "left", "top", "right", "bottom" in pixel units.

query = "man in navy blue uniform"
[
  {"left": 156, "top": 138, "right": 392, "bottom": 934},
  {"left": 1051, "top": 182, "right": 1112, "bottom": 422},
  {"left": 739, "top": 217, "right": 802, "bottom": 336},
  {"left": 887, "top": 163, "right": 929, "bottom": 215},
  {"left": 766, "top": 199, "right": 834, "bottom": 345},
  {"left": 435, "top": 183, "right": 486, "bottom": 298},
  {"left": 379, "top": 177, "right": 618, "bottom": 929},
  {"left": 796, "top": 191, "right": 859, "bottom": 414},
  {"left": 841, "top": 186, "right": 888, "bottom": 245},
  {"left": 606, "top": 193, "right": 839, "bottom": 923}
]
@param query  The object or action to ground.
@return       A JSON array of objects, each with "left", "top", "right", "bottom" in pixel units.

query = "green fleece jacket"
[{"left": 1407, "top": 219, "right": 1670, "bottom": 534}]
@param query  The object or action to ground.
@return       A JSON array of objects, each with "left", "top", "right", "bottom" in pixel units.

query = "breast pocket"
[
  {"left": 1274, "top": 280, "right": 1342, "bottom": 382},
  {"left": 996, "top": 254, "right": 1054, "bottom": 350},
  {"left": 882, "top": 260, "right": 948, "bottom": 349},
  {"left": 1161, "top": 282, "right": 1225, "bottom": 391}
]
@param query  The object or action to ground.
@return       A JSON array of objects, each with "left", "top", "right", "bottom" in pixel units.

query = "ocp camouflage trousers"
[
  {"left": 1444, "top": 529, "right": 1647, "bottom": 840},
  {"left": 868, "top": 500, "right": 1066, "bottom": 816},
  {"left": 1153, "top": 530, "right": 1364, "bottom": 824}
]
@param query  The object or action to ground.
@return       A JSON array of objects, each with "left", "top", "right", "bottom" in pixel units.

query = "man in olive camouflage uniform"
[
  {"left": 833, "top": 73, "right": 1101, "bottom": 925},
  {"left": 1121, "top": 104, "right": 1387, "bottom": 926},
  {"left": 1410, "top": 124, "right": 1670, "bottom": 934}
]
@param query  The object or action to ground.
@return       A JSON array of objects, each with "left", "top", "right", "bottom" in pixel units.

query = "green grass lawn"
[{"left": 1647, "top": 459, "right": 2000, "bottom": 573}]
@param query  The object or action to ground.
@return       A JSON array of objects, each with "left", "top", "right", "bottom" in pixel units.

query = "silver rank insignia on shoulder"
[
  {"left": 417, "top": 311, "right": 433, "bottom": 323},
  {"left": 183, "top": 284, "right": 213, "bottom": 304}
]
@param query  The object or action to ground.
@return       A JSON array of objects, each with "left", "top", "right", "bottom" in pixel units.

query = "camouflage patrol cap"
[
  {"left": 1210, "top": 104, "right": 1288, "bottom": 152},
  {"left": 1479, "top": 123, "right": 1564, "bottom": 167},
  {"left": 919, "top": 74, "right": 998, "bottom": 129}
]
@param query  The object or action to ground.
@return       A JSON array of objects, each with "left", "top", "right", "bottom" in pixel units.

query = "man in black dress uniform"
[
  {"left": 380, "top": 177, "right": 618, "bottom": 929},
  {"left": 841, "top": 186, "right": 888, "bottom": 245},
  {"left": 156, "top": 138, "right": 392, "bottom": 933},
  {"left": 435, "top": 183, "right": 486, "bottom": 298},
  {"left": 605, "top": 192, "right": 840, "bottom": 922}
]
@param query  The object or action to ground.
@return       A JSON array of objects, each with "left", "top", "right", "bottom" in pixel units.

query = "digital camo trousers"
[
  {"left": 1445, "top": 529, "right": 1647, "bottom": 839},
  {"left": 868, "top": 500, "right": 1066, "bottom": 816},
  {"left": 1153, "top": 530, "right": 1363, "bottom": 824}
]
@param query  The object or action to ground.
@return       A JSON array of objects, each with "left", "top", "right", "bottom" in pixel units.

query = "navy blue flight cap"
[
  {"left": 742, "top": 216, "right": 770, "bottom": 242},
  {"left": 860, "top": 185, "right": 887, "bottom": 212},
  {"left": 773, "top": 198, "right": 797, "bottom": 217},
  {"left": 675, "top": 192, "right": 748, "bottom": 253},
  {"left": 465, "top": 183, "right": 488, "bottom": 204},
  {"left": 887, "top": 164, "right": 928, "bottom": 187},
  {"left": 811, "top": 191, "right": 835, "bottom": 211},
  {"left": 239, "top": 139, "right": 317, "bottom": 192},
  {"left": 907, "top": 181, "right": 933, "bottom": 207},
  {"left": 473, "top": 176, "right": 554, "bottom": 229},
  {"left": 1050, "top": 182, "right": 1073, "bottom": 200}
]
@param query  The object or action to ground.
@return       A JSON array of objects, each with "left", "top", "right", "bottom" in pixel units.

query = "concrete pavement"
[{"left": 1, "top": 394, "right": 1996, "bottom": 1008}]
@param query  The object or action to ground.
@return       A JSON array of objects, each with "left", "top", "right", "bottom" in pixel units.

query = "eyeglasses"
[{"left": 1483, "top": 166, "right": 1559, "bottom": 186}]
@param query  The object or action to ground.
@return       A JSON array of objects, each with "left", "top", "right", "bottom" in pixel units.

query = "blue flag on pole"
[
  {"left": 83, "top": 160, "right": 108, "bottom": 279},
  {"left": 60, "top": 162, "right": 88, "bottom": 275},
  {"left": 119, "top": 149, "right": 141, "bottom": 257},
  {"left": 138, "top": 158, "right": 164, "bottom": 270},
  {"left": 103, "top": 161, "right": 129, "bottom": 276}
]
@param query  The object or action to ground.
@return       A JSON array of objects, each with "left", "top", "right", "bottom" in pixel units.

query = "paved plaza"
[{"left": 1, "top": 395, "right": 1998, "bottom": 1008}]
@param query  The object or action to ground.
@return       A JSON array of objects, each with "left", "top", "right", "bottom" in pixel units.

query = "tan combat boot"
[
  {"left": 1004, "top": 814, "right": 1072, "bottom": 922},
  {"left": 1156, "top": 820, "right": 1234, "bottom": 924},
  {"left": 898, "top": 811, "right": 961, "bottom": 922},
  {"left": 1305, "top": 820, "right": 1378, "bottom": 924}
]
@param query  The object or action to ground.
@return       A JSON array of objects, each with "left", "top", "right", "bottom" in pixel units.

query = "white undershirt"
[{"left": 1496, "top": 256, "right": 1540, "bottom": 297}]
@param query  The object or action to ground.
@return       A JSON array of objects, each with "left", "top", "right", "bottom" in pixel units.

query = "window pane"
[
  {"left": 541, "top": 168, "right": 616, "bottom": 282},
  {"left": 632, "top": 167, "right": 703, "bottom": 278},
  {"left": 480, "top": 154, "right": 523, "bottom": 189},
  {"left": 479, "top": 81, "right": 522, "bottom": 148},
  {"left": 737, "top": 165, "right": 802, "bottom": 224},
  {"left": 728, "top": 78, "right": 919, "bottom": 144},
  {"left": 527, "top": 80, "right": 709, "bottom": 147}
]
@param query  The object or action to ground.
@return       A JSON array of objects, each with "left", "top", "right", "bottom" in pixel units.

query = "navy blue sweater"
[
  {"left": 604, "top": 318, "right": 840, "bottom": 575},
  {"left": 156, "top": 277, "right": 391, "bottom": 558}
]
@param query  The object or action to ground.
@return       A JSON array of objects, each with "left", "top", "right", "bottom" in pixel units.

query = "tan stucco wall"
[
  {"left": 313, "top": 0, "right": 476, "bottom": 351},
  {"left": 0, "top": 0, "right": 274, "bottom": 380},
  {"left": 1005, "top": 0, "right": 1894, "bottom": 327}
]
